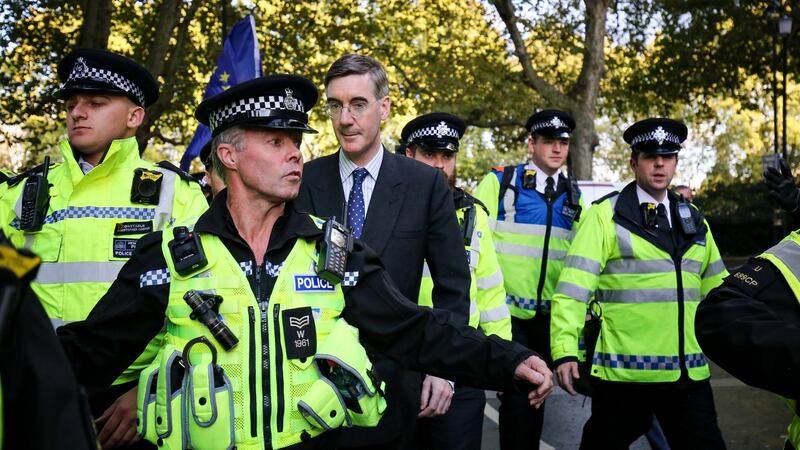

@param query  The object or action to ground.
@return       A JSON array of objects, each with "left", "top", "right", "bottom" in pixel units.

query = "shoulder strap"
[
  {"left": 7, "top": 162, "right": 53, "bottom": 187},
  {"left": 462, "top": 192, "right": 489, "bottom": 217},
  {"left": 497, "top": 165, "right": 517, "bottom": 206},
  {"left": 593, "top": 190, "right": 620, "bottom": 206},
  {"left": 157, "top": 161, "right": 201, "bottom": 184}
]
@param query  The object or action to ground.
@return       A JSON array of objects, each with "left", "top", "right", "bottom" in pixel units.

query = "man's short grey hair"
[
  {"left": 210, "top": 126, "right": 247, "bottom": 183},
  {"left": 324, "top": 54, "right": 390, "bottom": 99}
]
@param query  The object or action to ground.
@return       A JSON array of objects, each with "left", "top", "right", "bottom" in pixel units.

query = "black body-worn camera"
[
  {"left": 131, "top": 168, "right": 163, "bottom": 205},
  {"left": 317, "top": 218, "right": 353, "bottom": 285},
  {"left": 183, "top": 290, "right": 239, "bottom": 351},
  {"left": 168, "top": 226, "right": 207, "bottom": 275},
  {"left": 522, "top": 169, "right": 537, "bottom": 190},
  {"left": 460, "top": 205, "right": 476, "bottom": 246},
  {"left": 19, "top": 156, "right": 51, "bottom": 232}
]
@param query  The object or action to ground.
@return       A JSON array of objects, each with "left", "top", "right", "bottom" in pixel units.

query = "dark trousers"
[
  {"left": 580, "top": 379, "right": 726, "bottom": 450},
  {"left": 417, "top": 386, "right": 486, "bottom": 450},
  {"left": 499, "top": 315, "right": 550, "bottom": 450}
]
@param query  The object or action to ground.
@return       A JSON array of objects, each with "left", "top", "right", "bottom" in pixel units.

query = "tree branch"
[
  {"left": 570, "top": 0, "right": 608, "bottom": 104},
  {"left": 153, "top": 130, "right": 183, "bottom": 146},
  {"left": 490, "top": 0, "right": 574, "bottom": 108}
]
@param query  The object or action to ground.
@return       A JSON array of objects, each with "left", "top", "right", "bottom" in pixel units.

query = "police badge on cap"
[
  {"left": 400, "top": 112, "right": 466, "bottom": 153},
  {"left": 623, "top": 118, "right": 688, "bottom": 154},
  {"left": 55, "top": 48, "right": 159, "bottom": 107},
  {"left": 194, "top": 75, "right": 319, "bottom": 136},
  {"left": 525, "top": 109, "right": 575, "bottom": 139}
]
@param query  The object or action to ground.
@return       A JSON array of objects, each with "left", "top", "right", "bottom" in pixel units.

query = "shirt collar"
[
  {"left": 339, "top": 145, "right": 384, "bottom": 182},
  {"left": 194, "top": 189, "right": 323, "bottom": 252},
  {"left": 524, "top": 160, "right": 562, "bottom": 193},
  {"left": 77, "top": 157, "right": 94, "bottom": 174},
  {"left": 635, "top": 184, "right": 670, "bottom": 207}
]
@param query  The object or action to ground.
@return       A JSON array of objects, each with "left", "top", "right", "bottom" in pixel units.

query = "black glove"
[{"left": 764, "top": 157, "right": 800, "bottom": 212}]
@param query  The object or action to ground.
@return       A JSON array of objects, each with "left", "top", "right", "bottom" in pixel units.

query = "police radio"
[
  {"left": 522, "top": 169, "right": 537, "bottom": 190},
  {"left": 460, "top": 205, "right": 476, "bottom": 246},
  {"left": 317, "top": 218, "right": 353, "bottom": 285},
  {"left": 676, "top": 199, "right": 697, "bottom": 235},
  {"left": 19, "top": 156, "right": 51, "bottom": 232},
  {"left": 168, "top": 226, "right": 207, "bottom": 275}
]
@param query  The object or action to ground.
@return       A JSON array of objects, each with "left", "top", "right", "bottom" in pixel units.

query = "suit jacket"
[{"left": 296, "top": 148, "right": 471, "bottom": 446}]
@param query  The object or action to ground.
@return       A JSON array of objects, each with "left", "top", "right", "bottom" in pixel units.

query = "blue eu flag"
[{"left": 180, "top": 15, "right": 262, "bottom": 170}]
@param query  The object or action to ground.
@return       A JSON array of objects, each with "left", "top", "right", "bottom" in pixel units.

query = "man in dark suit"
[{"left": 296, "top": 54, "right": 472, "bottom": 450}]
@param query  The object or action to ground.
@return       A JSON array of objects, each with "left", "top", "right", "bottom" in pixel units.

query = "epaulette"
[
  {"left": 592, "top": 190, "right": 620, "bottom": 205},
  {"left": 462, "top": 191, "right": 490, "bottom": 216},
  {"left": 157, "top": 161, "right": 201, "bottom": 184},
  {"left": 7, "top": 162, "right": 56, "bottom": 187}
]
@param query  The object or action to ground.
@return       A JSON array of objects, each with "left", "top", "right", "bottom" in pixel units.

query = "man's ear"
[
  {"left": 127, "top": 106, "right": 145, "bottom": 128},
  {"left": 405, "top": 148, "right": 415, "bottom": 158},
  {"left": 379, "top": 96, "right": 391, "bottom": 121},
  {"left": 217, "top": 143, "right": 238, "bottom": 173}
]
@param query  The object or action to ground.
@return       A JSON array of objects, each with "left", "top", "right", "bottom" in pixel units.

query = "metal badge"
[
  {"left": 654, "top": 126, "right": 667, "bottom": 145},
  {"left": 284, "top": 88, "right": 299, "bottom": 110},
  {"left": 68, "top": 57, "right": 91, "bottom": 81},
  {"left": 550, "top": 116, "right": 566, "bottom": 129},
  {"left": 435, "top": 121, "right": 450, "bottom": 138}
]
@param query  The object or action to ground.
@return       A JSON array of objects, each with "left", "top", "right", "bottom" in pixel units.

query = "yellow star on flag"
[{"left": 219, "top": 71, "right": 231, "bottom": 83}]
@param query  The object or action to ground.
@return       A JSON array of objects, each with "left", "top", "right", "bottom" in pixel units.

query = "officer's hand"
[
  {"left": 513, "top": 355, "right": 554, "bottom": 408},
  {"left": 418, "top": 375, "right": 454, "bottom": 418},
  {"left": 765, "top": 158, "right": 800, "bottom": 212},
  {"left": 556, "top": 361, "right": 580, "bottom": 396},
  {"left": 95, "top": 386, "right": 140, "bottom": 449}
]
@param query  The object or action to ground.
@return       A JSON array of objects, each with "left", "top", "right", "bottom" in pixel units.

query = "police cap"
[
  {"left": 623, "top": 118, "right": 687, "bottom": 155},
  {"left": 525, "top": 109, "right": 575, "bottom": 139},
  {"left": 195, "top": 75, "right": 319, "bottom": 137},
  {"left": 400, "top": 112, "right": 466, "bottom": 153},
  {"left": 55, "top": 48, "right": 159, "bottom": 107}
]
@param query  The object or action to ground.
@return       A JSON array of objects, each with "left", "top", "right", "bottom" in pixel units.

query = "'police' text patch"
[
  {"left": 294, "top": 275, "right": 335, "bottom": 292},
  {"left": 282, "top": 306, "right": 317, "bottom": 360},
  {"left": 115, "top": 221, "right": 153, "bottom": 236},
  {"left": 113, "top": 238, "right": 138, "bottom": 258}
]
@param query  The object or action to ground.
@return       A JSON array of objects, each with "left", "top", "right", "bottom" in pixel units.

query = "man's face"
[
  {"left": 325, "top": 73, "right": 390, "bottom": 158},
  {"left": 529, "top": 135, "right": 569, "bottom": 174},
  {"left": 227, "top": 129, "right": 304, "bottom": 202},
  {"left": 406, "top": 147, "right": 457, "bottom": 188},
  {"left": 631, "top": 152, "right": 678, "bottom": 197},
  {"left": 65, "top": 93, "right": 141, "bottom": 156}
]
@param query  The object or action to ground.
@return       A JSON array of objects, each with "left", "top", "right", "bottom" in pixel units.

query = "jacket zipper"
[
  {"left": 536, "top": 193, "right": 554, "bottom": 312},
  {"left": 254, "top": 262, "right": 272, "bottom": 447},
  {"left": 248, "top": 306, "right": 257, "bottom": 438},
  {"left": 273, "top": 303, "right": 285, "bottom": 432},
  {"left": 673, "top": 252, "right": 687, "bottom": 376}
]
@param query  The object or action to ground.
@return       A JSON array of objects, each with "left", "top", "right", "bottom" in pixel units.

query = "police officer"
[
  {"left": 696, "top": 158, "right": 800, "bottom": 449},
  {"left": 474, "top": 109, "right": 584, "bottom": 450},
  {"left": 57, "top": 75, "right": 554, "bottom": 450},
  {"left": 551, "top": 118, "right": 728, "bottom": 449},
  {"left": 200, "top": 140, "right": 225, "bottom": 198},
  {"left": 0, "top": 234, "right": 97, "bottom": 450},
  {"left": 0, "top": 48, "right": 208, "bottom": 448},
  {"left": 400, "top": 112, "right": 511, "bottom": 450}
]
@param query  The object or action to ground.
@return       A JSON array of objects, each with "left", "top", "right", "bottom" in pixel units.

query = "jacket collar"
[{"left": 60, "top": 136, "right": 141, "bottom": 184}]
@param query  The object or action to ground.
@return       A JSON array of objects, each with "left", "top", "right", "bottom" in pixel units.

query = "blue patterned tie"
[{"left": 347, "top": 168, "right": 369, "bottom": 238}]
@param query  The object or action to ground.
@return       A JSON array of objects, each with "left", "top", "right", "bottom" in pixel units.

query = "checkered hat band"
[
  {"left": 530, "top": 120, "right": 568, "bottom": 132},
  {"left": 209, "top": 95, "right": 306, "bottom": 130},
  {"left": 407, "top": 126, "right": 460, "bottom": 143},
  {"left": 65, "top": 63, "right": 145, "bottom": 105},
  {"left": 631, "top": 131, "right": 681, "bottom": 146}
]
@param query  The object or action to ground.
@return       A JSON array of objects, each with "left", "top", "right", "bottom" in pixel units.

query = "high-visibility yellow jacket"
[
  {"left": 551, "top": 182, "right": 727, "bottom": 383},
  {"left": 137, "top": 220, "right": 385, "bottom": 450},
  {"left": 475, "top": 164, "right": 584, "bottom": 320},
  {"left": 0, "top": 136, "right": 208, "bottom": 383},
  {"left": 755, "top": 232, "right": 800, "bottom": 448},
  {"left": 418, "top": 189, "right": 511, "bottom": 339}
]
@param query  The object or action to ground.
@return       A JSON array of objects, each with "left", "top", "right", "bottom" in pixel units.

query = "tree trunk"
[
  {"left": 490, "top": 0, "right": 608, "bottom": 179},
  {"left": 77, "top": 0, "right": 113, "bottom": 49}
]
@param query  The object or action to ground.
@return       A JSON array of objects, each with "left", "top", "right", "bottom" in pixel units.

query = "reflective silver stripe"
[
  {"left": 565, "top": 255, "right": 602, "bottom": 275},
  {"left": 469, "top": 300, "right": 478, "bottom": 315},
  {"left": 495, "top": 242, "right": 567, "bottom": 260},
  {"left": 605, "top": 259, "right": 674, "bottom": 274},
  {"left": 470, "top": 226, "right": 481, "bottom": 252},
  {"left": 682, "top": 259, "right": 703, "bottom": 274},
  {"left": 595, "top": 288, "right": 701, "bottom": 303},
  {"left": 502, "top": 167, "right": 517, "bottom": 222},
  {"left": 491, "top": 221, "right": 573, "bottom": 240},
  {"left": 23, "top": 234, "right": 34, "bottom": 251},
  {"left": 422, "top": 262, "right": 431, "bottom": 278},
  {"left": 480, "top": 305, "right": 510, "bottom": 322},
  {"left": 35, "top": 261, "right": 127, "bottom": 284},
  {"left": 50, "top": 317, "right": 75, "bottom": 330},
  {"left": 555, "top": 281, "right": 593, "bottom": 303},
  {"left": 477, "top": 270, "right": 503, "bottom": 289},
  {"left": 764, "top": 239, "right": 800, "bottom": 277},
  {"left": 702, "top": 259, "right": 726, "bottom": 278},
  {"left": 153, "top": 170, "right": 177, "bottom": 230},
  {"left": 616, "top": 224, "right": 634, "bottom": 258},
  {"left": 13, "top": 192, "right": 23, "bottom": 219}
]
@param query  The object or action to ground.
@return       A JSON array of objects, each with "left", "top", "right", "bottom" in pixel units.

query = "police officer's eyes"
[{"left": 350, "top": 101, "right": 369, "bottom": 112}]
